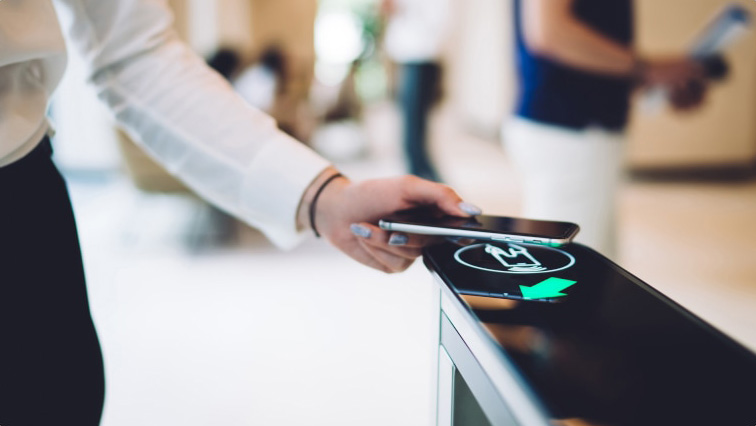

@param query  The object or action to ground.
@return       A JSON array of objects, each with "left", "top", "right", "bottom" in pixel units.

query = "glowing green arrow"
[{"left": 520, "top": 277, "right": 576, "bottom": 299}]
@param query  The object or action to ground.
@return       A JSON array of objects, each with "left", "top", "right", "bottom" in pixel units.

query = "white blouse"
[{"left": 0, "top": 0, "right": 330, "bottom": 249}]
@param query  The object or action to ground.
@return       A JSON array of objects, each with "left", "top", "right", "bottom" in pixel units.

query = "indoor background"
[{"left": 49, "top": 0, "right": 756, "bottom": 425}]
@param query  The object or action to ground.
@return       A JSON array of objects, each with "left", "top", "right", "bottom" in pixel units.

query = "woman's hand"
[{"left": 301, "top": 169, "right": 481, "bottom": 273}]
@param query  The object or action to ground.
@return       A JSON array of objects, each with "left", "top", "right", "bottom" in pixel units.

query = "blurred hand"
[
  {"left": 637, "top": 57, "right": 709, "bottom": 112},
  {"left": 310, "top": 171, "right": 480, "bottom": 273},
  {"left": 638, "top": 57, "right": 704, "bottom": 88},
  {"left": 668, "top": 77, "right": 708, "bottom": 111}
]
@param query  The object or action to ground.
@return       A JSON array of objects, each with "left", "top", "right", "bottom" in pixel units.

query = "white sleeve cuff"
[{"left": 240, "top": 132, "right": 330, "bottom": 250}]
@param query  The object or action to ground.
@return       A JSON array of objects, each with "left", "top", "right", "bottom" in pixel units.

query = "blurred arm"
[{"left": 521, "top": 0, "right": 636, "bottom": 77}]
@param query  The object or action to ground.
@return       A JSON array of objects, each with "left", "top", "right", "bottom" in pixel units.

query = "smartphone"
[{"left": 379, "top": 208, "right": 579, "bottom": 246}]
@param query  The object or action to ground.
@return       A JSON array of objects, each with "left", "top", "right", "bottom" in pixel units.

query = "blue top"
[{"left": 513, "top": 0, "right": 634, "bottom": 131}]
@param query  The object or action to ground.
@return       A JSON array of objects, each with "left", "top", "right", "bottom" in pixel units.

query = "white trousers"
[{"left": 503, "top": 117, "right": 626, "bottom": 258}]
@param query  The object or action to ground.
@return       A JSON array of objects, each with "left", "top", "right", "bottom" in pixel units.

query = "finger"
[
  {"left": 346, "top": 241, "right": 395, "bottom": 273},
  {"left": 670, "top": 81, "right": 706, "bottom": 111},
  {"left": 689, "top": 80, "right": 707, "bottom": 104},
  {"left": 688, "top": 59, "right": 707, "bottom": 80},
  {"left": 387, "top": 232, "right": 441, "bottom": 249},
  {"left": 357, "top": 238, "right": 414, "bottom": 273},
  {"left": 670, "top": 81, "right": 697, "bottom": 109},
  {"left": 352, "top": 223, "right": 423, "bottom": 259},
  {"left": 399, "top": 175, "right": 481, "bottom": 217},
  {"left": 670, "top": 90, "right": 692, "bottom": 110},
  {"left": 373, "top": 237, "right": 423, "bottom": 259}
]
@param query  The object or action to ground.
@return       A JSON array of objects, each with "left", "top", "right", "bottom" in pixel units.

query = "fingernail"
[
  {"left": 350, "top": 224, "right": 372, "bottom": 238},
  {"left": 389, "top": 233, "right": 409, "bottom": 246},
  {"left": 458, "top": 202, "right": 482, "bottom": 215}
]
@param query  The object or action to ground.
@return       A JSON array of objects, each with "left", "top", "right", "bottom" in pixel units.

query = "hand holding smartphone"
[{"left": 379, "top": 208, "right": 579, "bottom": 247}]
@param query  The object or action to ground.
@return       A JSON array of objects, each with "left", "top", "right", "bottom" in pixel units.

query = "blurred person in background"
[
  {"left": 233, "top": 45, "right": 313, "bottom": 140},
  {"left": 503, "top": 0, "right": 709, "bottom": 259},
  {"left": 0, "top": 1, "right": 481, "bottom": 425},
  {"left": 382, "top": 0, "right": 452, "bottom": 182},
  {"left": 206, "top": 47, "right": 241, "bottom": 81},
  {"left": 233, "top": 46, "right": 290, "bottom": 128},
  {"left": 209, "top": 46, "right": 308, "bottom": 141}
]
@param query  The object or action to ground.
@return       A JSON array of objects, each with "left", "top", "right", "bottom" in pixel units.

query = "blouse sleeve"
[{"left": 53, "top": 0, "right": 330, "bottom": 249}]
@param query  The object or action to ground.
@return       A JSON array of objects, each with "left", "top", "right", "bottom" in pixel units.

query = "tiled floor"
[{"left": 67, "top": 102, "right": 756, "bottom": 426}]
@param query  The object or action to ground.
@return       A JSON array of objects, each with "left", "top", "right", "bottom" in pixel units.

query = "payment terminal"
[{"left": 425, "top": 241, "right": 756, "bottom": 426}]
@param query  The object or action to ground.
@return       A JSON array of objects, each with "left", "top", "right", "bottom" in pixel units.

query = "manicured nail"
[
  {"left": 458, "top": 202, "right": 482, "bottom": 216},
  {"left": 350, "top": 224, "right": 372, "bottom": 238},
  {"left": 389, "top": 233, "right": 409, "bottom": 246}
]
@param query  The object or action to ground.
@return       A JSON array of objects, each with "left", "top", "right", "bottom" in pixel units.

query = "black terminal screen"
[{"left": 424, "top": 241, "right": 756, "bottom": 426}]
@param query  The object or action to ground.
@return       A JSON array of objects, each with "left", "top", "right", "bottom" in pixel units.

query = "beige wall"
[
  {"left": 247, "top": 0, "right": 317, "bottom": 60},
  {"left": 170, "top": 0, "right": 315, "bottom": 55}
]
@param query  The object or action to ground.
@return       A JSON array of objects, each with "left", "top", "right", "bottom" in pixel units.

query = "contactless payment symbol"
[{"left": 454, "top": 243, "right": 575, "bottom": 274}]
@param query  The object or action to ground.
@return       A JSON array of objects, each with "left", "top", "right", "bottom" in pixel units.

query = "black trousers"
[
  {"left": 399, "top": 62, "right": 442, "bottom": 182},
  {"left": 0, "top": 139, "right": 105, "bottom": 425}
]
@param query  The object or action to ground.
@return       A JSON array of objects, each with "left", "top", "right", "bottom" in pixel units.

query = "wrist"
[
  {"left": 313, "top": 173, "right": 351, "bottom": 239},
  {"left": 629, "top": 55, "right": 649, "bottom": 86},
  {"left": 296, "top": 167, "right": 350, "bottom": 236}
]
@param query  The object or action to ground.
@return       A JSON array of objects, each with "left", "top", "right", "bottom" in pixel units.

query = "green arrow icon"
[{"left": 520, "top": 277, "right": 577, "bottom": 299}]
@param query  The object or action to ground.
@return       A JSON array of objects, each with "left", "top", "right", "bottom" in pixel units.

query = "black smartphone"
[{"left": 379, "top": 208, "right": 579, "bottom": 246}]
